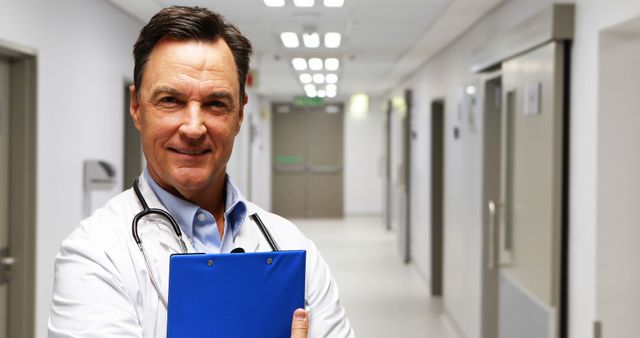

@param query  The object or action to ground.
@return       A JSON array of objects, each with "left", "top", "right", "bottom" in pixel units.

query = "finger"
[{"left": 290, "top": 308, "right": 309, "bottom": 338}]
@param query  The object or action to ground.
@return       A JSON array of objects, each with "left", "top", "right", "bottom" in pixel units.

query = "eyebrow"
[
  {"left": 150, "top": 86, "right": 183, "bottom": 98},
  {"left": 150, "top": 86, "right": 234, "bottom": 102}
]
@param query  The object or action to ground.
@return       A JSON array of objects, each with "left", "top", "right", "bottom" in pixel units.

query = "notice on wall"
[{"left": 524, "top": 82, "right": 542, "bottom": 116}]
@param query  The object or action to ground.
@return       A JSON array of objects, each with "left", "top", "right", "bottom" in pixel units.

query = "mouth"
[{"left": 169, "top": 147, "right": 211, "bottom": 156}]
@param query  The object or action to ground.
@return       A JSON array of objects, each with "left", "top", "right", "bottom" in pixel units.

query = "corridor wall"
[
  {"left": 388, "top": 0, "right": 640, "bottom": 337},
  {"left": 0, "top": 1, "right": 142, "bottom": 336}
]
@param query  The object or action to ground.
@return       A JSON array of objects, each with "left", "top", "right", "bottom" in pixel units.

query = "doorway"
[
  {"left": 0, "top": 43, "right": 37, "bottom": 338},
  {"left": 430, "top": 99, "right": 445, "bottom": 296},
  {"left": 123, "top": 82, "right": 142, "bottom": 189},
  {"left": 489, "top": 41, "right": 568, "bottom": 338},
  {"left": 271, "top": 103, "right": 344, "bottom": 218}
]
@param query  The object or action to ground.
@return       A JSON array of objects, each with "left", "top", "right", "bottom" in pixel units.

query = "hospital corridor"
[{"left": 1, "top": 0, "right": 640, "bottom": 337}]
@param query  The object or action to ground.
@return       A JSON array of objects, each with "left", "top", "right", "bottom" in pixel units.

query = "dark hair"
[{"left": 133, "top": 6, "right": 253, "bottom": 100}]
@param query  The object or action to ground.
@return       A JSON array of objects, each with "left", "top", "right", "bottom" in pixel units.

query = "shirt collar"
[{"left": 143, "top": 168, "right": 247, "bottom": 243}]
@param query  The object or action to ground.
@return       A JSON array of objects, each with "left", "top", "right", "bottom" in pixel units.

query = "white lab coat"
[{"left": 48, "top": 175, "right": 355, "bottom": 338}]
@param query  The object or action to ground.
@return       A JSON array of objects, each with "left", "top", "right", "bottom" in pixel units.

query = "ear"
[{"left": 129, "top": 85, "right": 142, "bottom": 131}]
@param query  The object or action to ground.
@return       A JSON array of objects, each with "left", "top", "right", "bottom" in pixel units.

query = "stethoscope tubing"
[{"left": 131, "top": 176, "right": 280, "bottom": 310}]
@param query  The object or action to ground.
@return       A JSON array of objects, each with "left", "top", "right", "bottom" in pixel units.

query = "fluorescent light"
[
  {"left": 264, "top": 0, "right": 285, "bottom": 7},
  {"left": 349, "top": 94, "right": 369, "bottom": 118},
  {"left": 326, "top": 91, "right": 337, "bottom": 98},
  {"left": 294, "top": 0, "right": 314, "bottom": 7},
  {"left": 317, "top": 90, "right": 326, "bottom": 98},
  {"left": 313, "top": 73, "right": 325, "bottom": 84},
  {"left": 280, "top": 32, "right": 299, "bottom": 48},
  {"left": 324, "top": 32, "right": 341, "bottom": 48},
  {"left": 326, "top": 84, "right": 337, "bottom": 93},
  {"left": 466, "top": 85, "right": 476, "bottom": 95},
  {"left": 323, "top": 0, "right": 344, "bottom": 7},
  {"left": 302, "top": 33, "right": 320, "bottom": 48},
  {"left": 308, "top": 58, "right": 323, "bottom": 71},
  {"left": 325, "top": 73, "right": 338, "bottom": 84},
  {"left": 305, "top": 84, "right": 317, "bottom": 97},
  {"left": 325, "top": 58, "right": 339, "bottom": 71},
  {"left": 299, "top": 73, "right": 312, "bottom": 84},
  {"left": 292, "top": 58, "right": 308, "bottom": 70}
]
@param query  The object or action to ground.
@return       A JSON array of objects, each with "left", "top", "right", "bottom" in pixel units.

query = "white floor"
[{"left": 294, "top": 216, "right": 458, "bottom": 338}]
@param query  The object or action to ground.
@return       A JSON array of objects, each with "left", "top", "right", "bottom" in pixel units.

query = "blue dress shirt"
[{"left": 143, "top": 168, "right": 248, "bottom": 253}]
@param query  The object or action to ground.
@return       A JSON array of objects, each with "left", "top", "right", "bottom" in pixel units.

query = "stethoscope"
[{"left": 131, "top": 177, "right": 280, "bottom": 309}]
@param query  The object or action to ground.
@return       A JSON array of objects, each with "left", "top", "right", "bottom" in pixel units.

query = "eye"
[
  {"left": 159, "top": 96, "right": 178, "bottom": 104},
  {"left": 205, "top": 101, "right": 228, "bottom": 110}
]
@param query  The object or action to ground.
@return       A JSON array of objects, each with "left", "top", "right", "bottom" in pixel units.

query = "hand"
[{"left": 290, "top": 308, "right": 309, "bottom": 338}]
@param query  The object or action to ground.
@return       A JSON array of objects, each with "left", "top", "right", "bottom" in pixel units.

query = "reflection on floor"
[{"left": 294, "top": 216, "right": 457, "bottom": 338}]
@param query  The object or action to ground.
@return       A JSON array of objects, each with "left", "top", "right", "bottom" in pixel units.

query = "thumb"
[{"left": 290, "top": 308, "right": 309, "bottom": 338}]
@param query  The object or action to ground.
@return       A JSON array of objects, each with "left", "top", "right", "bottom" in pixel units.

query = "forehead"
[{"left": 142, "top": 38, "right": 238, "bottom": 90}]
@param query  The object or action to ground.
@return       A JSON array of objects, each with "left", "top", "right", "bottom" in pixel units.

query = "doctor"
[{"left": 48, "top": 6, "right": 354, "bottom": 338}]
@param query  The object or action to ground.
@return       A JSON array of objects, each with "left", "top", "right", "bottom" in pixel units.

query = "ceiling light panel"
[
  {"left": 326, "top": 84, "right": 337, "bottom": 93},
  {"left": 324, "top": 32, "right": 341, "bottom": 48},
  {"left": 323, "top": 0, "right": 344, "bottom": 7},
  {"left": 294, "top": 0, "right": 315, "bottom": 7},
  {"left": 299, "top": 73, "right": 312, "bottom": 84},
  {"left": 317, "top": 90, "right": 326, "bottom": 98},
  {"left": 325, "top": 58, "right": 339, "bottom": 71},
  {"left": 325, "top": 73, "right": 338, "bottom": 84},
  {"left": 302, "top": 33, "right": 320, "bottom": 48},
  {"left": 264, "top": 0, "right": 285, "bottom": 7},
  {"left": 308, "top": 58, "right": 323, "bottom": 71},
  {"left": 280, "top": 32, "right": 299, "bottom": 48},
  {"left": 292, "top": 58, "right": 308, "bottom": 70},
  {"left": 313, "top": 73, "right": 325, "bottom": 84}
]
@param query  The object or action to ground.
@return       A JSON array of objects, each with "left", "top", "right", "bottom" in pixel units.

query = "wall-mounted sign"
[
  {"left": 524, "top": 82, "right": 542, "bottom": 116},
  {"left": 275, "top": 155, "right": 304, "bottom": 164},
  {"left": 294, "top": 96, "right": 323, "bottom": 107}
]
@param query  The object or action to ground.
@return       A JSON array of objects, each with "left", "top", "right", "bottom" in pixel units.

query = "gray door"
[
  {"left": 430, "top": 100, "right": 445, "bottom": 296},
  {"left": 494, "top": 41, "right": 567, "bottom": 338},
  {"left": 0, "top": 56, "right": 10, "bottom": 338},
  {"left": 272, "top": 103, "right": 343, "bottom": 218},
  {"left": 481, "top": 75, "right": 502, "bottom": 338},
  {"left": 123, "top": 83, "right": 142, "bottom": 189}
]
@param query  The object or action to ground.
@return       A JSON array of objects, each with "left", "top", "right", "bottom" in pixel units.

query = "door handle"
[
  {"left": 0, "top": 248, "right": 15, "bottom": 285},
  {"left": 488, "top": 201, "right": 498, "bottom": 269}
]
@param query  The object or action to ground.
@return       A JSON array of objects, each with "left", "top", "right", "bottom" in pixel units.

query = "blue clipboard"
[{"left": 167, "top": 250, "right": 306, "bottom": 338}]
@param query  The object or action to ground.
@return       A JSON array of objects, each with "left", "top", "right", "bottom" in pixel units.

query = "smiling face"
[{"left": 130, "top": 38, "right": 246, "bottom": 202}]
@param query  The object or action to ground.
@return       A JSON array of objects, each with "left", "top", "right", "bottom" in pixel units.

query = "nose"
[{"left": 179, "top": 103, "right": 206, "bottom": 139}]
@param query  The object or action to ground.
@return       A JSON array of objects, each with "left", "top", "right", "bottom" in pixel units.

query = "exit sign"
[{"left": 294, "top": 96, "right": 323, "bottom": 107}]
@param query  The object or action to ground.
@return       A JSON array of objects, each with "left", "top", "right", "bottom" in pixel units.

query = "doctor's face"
[{"left": 130, "top": 38, "right": 246, "bottom": 198}]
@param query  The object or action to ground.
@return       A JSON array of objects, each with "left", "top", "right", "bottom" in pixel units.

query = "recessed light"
[
  {"left": 292, "top": 58, "right": 308, "bottom": 71},
  {"left": 317, "top": 90, "right": 326, "bottom": 98},
  {"left": 299, "top": 73, "right": 312, "bottom": 84},
  {"left": 302, "top": 33, "right": 320, "bottom": 48},
  {"left": 308, "top": 58, "right": 323, "bottom": 71},
  {"left": 264, "top": 0, "right": 285, "bottom": 7},
  {"left": 294, "top": 0, "right": 315, "bottom": 7},
  {"left": 325, "top": 58, "right": 339, "bottom": 71},
  {"left": 326, "top": 91, "right": 337, "bottom": 98},
  {"left": 326, "top": 73, "right": 338, "bottom": 84},
  {"left": 324, "top": 32, "right": 341, "bottom": 48},
  {"left": 313, "top": 74, "right": 325, "bottom": 84},
  {"left": 323, "top": 0, "right": 344, "bottom": 7},
  {"left": 326, "top": 84, "right": 337, "bottom": 93},
  {"left": 280, "top": 32, "right": 299, "bottom": 48}
]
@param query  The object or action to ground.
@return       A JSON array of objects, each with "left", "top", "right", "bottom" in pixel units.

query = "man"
[{"left": 48, "top": 6, "right": 354, "bottom": 338}]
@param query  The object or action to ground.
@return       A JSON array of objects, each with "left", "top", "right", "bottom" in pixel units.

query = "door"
[
  {"left": 272, "top": 103, "right": 343, "bottom": 218},
  {"left": 494, "top": 42, "right": 567, "bottom": 338},
  {"left": 481, "top": 75, "right": 502, "bottom": 338},
  {"left": 430, "top": 100, "right": 445, "bottom": 296},
  {"left": 0, "top": 56, "right": 10, "bottom": 338},
  {"left": 123, "top": 82, "right": 143, "bottom": 189}
]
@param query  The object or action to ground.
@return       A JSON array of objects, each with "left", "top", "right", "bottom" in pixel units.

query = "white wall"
[
  {"left": 0, "top": 1, "right": 142, "bottom": 336},
  {"left": 344, "top": 98, "right": 385, "bottom": 215}
]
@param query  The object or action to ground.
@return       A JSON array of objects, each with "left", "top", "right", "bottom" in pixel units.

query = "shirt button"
[{"left": 197, "top": 213, "right": 206, "bottom": 222}]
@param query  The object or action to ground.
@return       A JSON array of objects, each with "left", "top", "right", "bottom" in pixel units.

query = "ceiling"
[{"left": 104, "top": 0, "right": 504, "bottom": 100}]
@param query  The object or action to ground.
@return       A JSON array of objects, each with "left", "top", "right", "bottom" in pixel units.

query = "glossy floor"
[{"left": 295, "top": 216, "right": 457, "bottom": 338}]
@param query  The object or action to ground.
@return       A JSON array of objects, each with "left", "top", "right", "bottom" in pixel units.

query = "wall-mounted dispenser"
[{"left": 83, "top": 160, "right": 117, "bottom": 216}]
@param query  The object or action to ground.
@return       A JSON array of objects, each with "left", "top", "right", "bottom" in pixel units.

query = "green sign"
[
  {"left": 276, "top": 155, "right": 304, "bottom": 164},
  {"left": 294, "top": 96, "right": 323, "bottom": 107}
]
